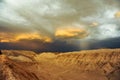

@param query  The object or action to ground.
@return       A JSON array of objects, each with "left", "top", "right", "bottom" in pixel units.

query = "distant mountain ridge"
[{"left": 0, "top": 49, "right": 120, "bottom": 80}]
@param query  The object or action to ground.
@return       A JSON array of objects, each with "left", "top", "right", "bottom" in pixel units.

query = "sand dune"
[{"left": 0, "top": 49, "right": 120, "bottom": 80}]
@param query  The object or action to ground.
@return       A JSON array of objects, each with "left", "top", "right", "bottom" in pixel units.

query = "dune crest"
[{"left": 0, "top": 49, "right": 120, "bottom": 80}]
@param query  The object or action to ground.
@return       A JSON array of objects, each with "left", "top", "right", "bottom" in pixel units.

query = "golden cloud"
[
  {"left": 55, "top": 27, "right": 88, "bottom": 39},
  {"left": 0, "top": 32, "right": 52, "bottom": 43},
  {"left": 114, "top": 11, "right": 120, "bottom": 18},
  {"left": 0, "top": 32, "right": 16, "bottom": 42},
  {"left": 15, "top": 33, "right": 52, "bottom": 42}
]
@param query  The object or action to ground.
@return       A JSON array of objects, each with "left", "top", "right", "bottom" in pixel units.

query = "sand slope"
[{"left": 0, "top": 49, "right": 120, "bottom": 80}]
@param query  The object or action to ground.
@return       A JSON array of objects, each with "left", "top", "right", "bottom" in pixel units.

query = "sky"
[{"left": 0, "top": 0, "right": 120, "bottom": 52}]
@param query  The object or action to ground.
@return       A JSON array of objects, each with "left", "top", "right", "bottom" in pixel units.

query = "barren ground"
[{"left": 0, "top": 49, "right": 120, "bottom": 80}]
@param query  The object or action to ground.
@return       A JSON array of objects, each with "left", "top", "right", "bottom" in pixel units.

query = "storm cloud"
[
  {"left": 0, "top": 39, "right": 80, "bottom": 52},
  {"left": 0, "top": 0, "right": 120, "bottom": 52}
]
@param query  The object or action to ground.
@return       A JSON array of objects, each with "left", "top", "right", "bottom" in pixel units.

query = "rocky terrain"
[{"left": 0, "top": 49, "right": 120, "bottom": 80}]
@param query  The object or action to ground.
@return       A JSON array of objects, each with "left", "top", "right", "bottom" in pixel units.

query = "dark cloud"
[
  {"left": 88, "top": 37, "right": 120, "bottom": 49},
  {"left": 0, "top": 39, "right": 80, "bottom": 53},
  {"left": 0, "top": 37, "right": 120, "bottom": 53}
]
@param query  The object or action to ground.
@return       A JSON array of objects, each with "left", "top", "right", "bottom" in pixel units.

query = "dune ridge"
[{"left": 0, "top": 49, "right": 120, "bottom": 80}]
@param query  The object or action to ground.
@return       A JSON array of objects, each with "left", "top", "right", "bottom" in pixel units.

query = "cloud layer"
[
  {"left": 55, "top": 27, "right": 88, "bottom": 39},
  {"left": 0, "top": 0, "right": 120, "bottom": 52}
]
